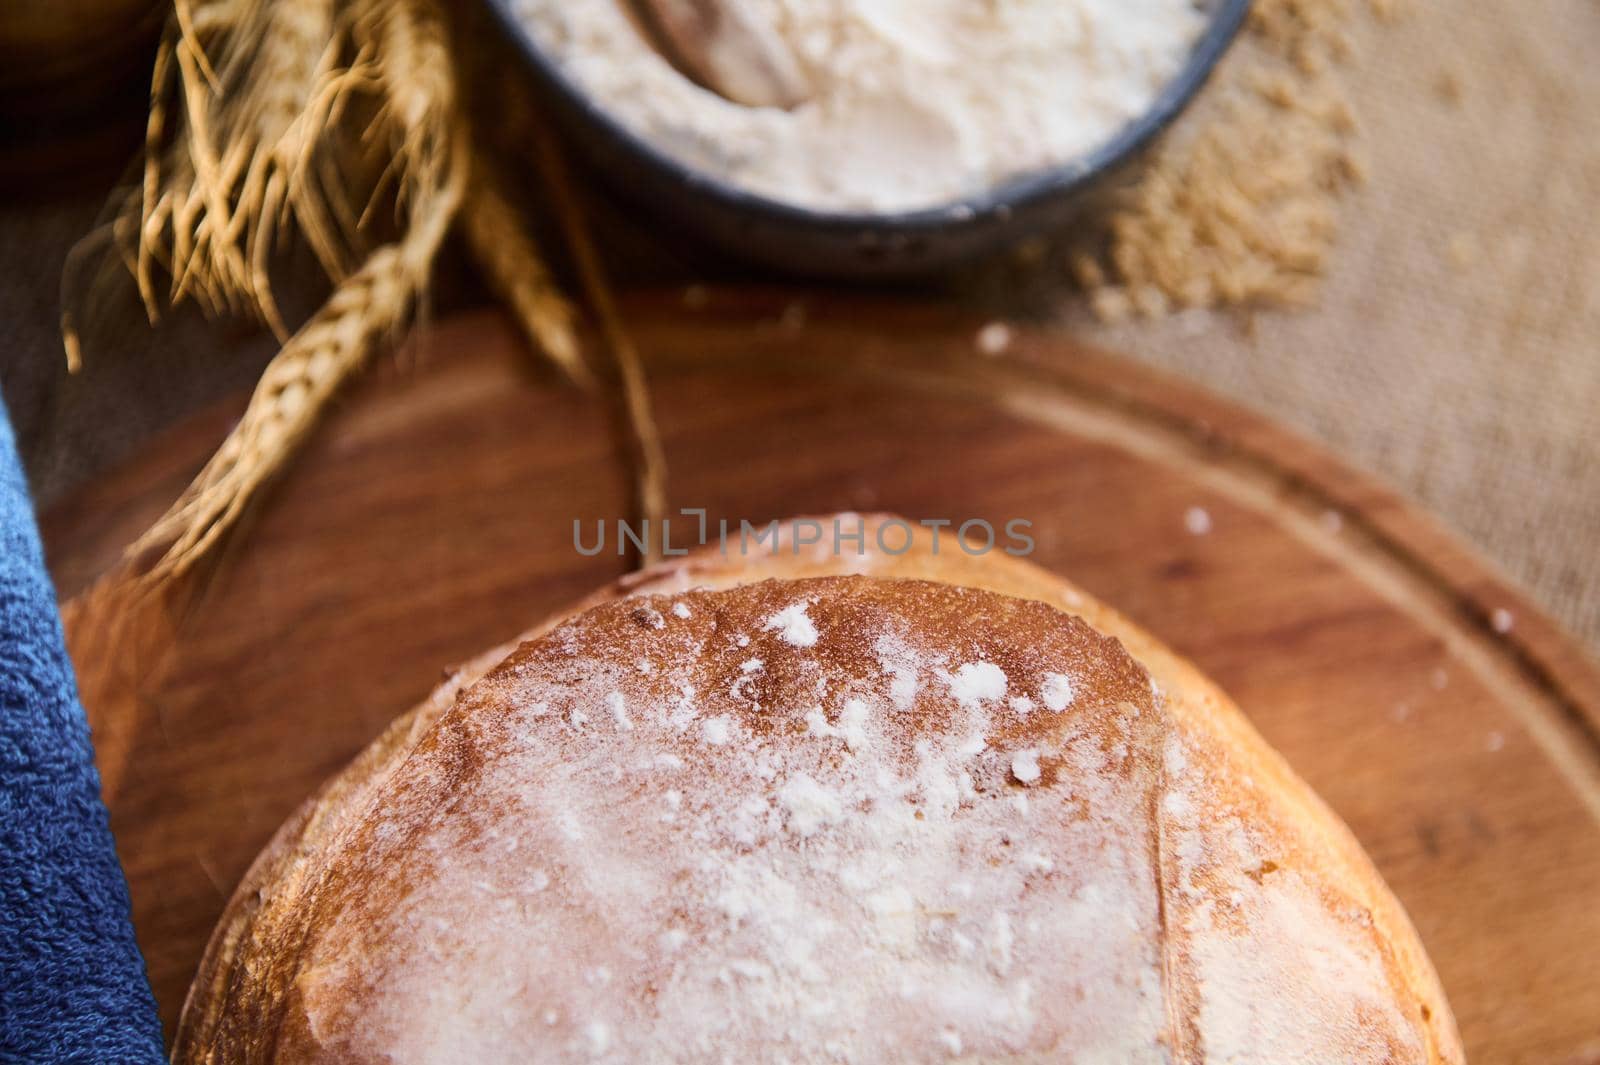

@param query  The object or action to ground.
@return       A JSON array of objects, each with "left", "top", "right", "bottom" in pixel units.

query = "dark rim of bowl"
[{"left": 483, "top": 0, "right": 1253, "bottom": 234}]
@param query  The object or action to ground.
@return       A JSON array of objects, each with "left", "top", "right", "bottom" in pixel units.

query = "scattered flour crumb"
[
  {"left": 605, "top": 692, "right": 632, "bottom": 730},
  {"left": 665, "top": 694, "right": 697, "bottom": 735},
  {"left": 988, "top": 911, "right": 1016, "bottom": 973},
  {"left": 778, "top": 773, "right": 845, "bottom": 837},
  {"left": 1008, "top": 696, "right": 1036, "bottom": 717},
  {"left": 1011, "top": 750, "right": 1042, "bottom": 786},
  {"left": 875, "top": 633, "right": 921, "bottom": 711},
  {"left": 1184, "top": 506, "right": 1213, "bottom": 536},
  {"left": 731, "top": 658, "right": 764, "bottom": 702},
  {"left": 889, "top": 673, "right": 917, "bottom": 710},
  {"left": 1021, "top": 851, "right": 1054, "bottom": 874},
  {"left": 765, "top": 602, "right": 819, "bottom": 648},
  {"left": 1491, "top": 608, "right": 1515, "bottom": 634},
  {"left": 583, "top": 1021, "right": 612, "bottom": 1054},
  {"left": 975, "top": 322, "right": 1013, "bottom": 356},
  {"left": 1320, "top": 509, "right": 1344, "bottom": 534},
  {"left": 806, "top": 698, "right": 871, "bottom": 752},
  {"left": 1041, "top": 672, "right": 1076, "bottom": 713},
  {"left": 672, "top": 601, "right": 692, "bottom": 619},
  {"left": 702, "top": 715, "right": 734, "bottom": 746},
  {"left": 945, "top": 662, "right": 1008, "bottom": 706}
]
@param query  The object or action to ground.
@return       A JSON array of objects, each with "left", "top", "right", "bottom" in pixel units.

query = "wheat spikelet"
[
  {"left": 464, "top": 159, "right": 590, "bottom": 388},
  {"left": 228, "top": 0, "right": 343, "bottom": 328},
  {"left": 201, "top": 0, "right": 350, "bottom": 327},
  {"left": 359, "top": 0, "right": 453, "bottom": 196},
  {"left": 72, "top": 0, "right": 657, "bottom": 596},
  {"left": 129, "top": 242, "right": 423, "bottom": 589},
  {"left": 120, "top": 0, "right": 469, "bottom": 590},
  {"left": 79, "top": 0, "right": 364, "bottom": 339}
]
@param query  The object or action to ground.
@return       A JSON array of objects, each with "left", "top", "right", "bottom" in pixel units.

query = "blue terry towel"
[{"left": 0, "top": 388, "right": 164, "bottom": 1063}]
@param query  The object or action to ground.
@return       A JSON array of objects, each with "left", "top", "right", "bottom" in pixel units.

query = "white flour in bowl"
[{"left": 516, "top": 0, "right": 1209, "bottom": 213}]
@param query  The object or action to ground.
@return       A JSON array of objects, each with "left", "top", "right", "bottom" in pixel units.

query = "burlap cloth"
[
  {"left": 977, "top": 0, "right": 1600, "bottom": 653},
  {"left": 1, "top": 0, "right": 1595, "bottom": 653}
]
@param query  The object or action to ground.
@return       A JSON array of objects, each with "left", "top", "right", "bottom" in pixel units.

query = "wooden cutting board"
[{"left": 42, "top": 293, "right": 1600, "bottom": 1063}]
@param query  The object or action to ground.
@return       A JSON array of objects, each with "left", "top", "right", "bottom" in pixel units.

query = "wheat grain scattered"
[{"left": 1078, "top": 0, "right": 1405, "bottom": 320}]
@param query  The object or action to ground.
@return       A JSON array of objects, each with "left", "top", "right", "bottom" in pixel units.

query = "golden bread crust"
[{"left": 175, "top": 515, "right": 1461, "bottom": 1064}]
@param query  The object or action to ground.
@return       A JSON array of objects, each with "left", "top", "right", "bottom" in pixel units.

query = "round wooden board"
[{"left": 43, "top": 293, "right": 1600, "bottom": 1062}]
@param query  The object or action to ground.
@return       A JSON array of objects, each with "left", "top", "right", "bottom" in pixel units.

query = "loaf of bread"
[{"left": 176, "top": 515, "right": 1462, "bottom": 1063}]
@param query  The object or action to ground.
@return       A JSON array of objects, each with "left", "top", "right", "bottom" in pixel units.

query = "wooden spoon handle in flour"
[{"left": 630, "top": 0, "right": 811, "bottom": 109}]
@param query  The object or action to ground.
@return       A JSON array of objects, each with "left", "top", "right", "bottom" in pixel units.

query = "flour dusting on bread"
[
  {"left": 291, "top": 580, "right": 1173, "bottom": 1060},
  {"left": 243, "top": 578, "right": 1427, "bottom": 1062},
  {"left": 176, "top": 520, "right": 1459, "bottom": 1064}
]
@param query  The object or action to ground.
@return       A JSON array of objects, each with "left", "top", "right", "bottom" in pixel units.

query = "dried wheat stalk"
[
  {"left": 464, "top": 159, "right": 590, "bottom": 389},
  {"left": 72, "top": 0, "right": 661, "bottom": 596},
  {"left": 128, "top": 241, "right": 436, "bottom": 588},
  {"left": 528, "top": 117, "right": 669, "bottom": 565},
  {"left": 152, "top": 0, "right": 360, "bottom": 333},
  {"left": 88, "top": 0, "right": 469, "bottom": 594}
]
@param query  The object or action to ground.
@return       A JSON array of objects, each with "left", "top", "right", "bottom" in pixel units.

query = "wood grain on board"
[{"left": 42, "top": 294, "right": 1600, "bottom": 1063}]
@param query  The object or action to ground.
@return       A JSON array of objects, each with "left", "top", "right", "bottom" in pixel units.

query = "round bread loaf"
[{"left": 175, "top": 515, "right": 1462, "bottom": 1063}]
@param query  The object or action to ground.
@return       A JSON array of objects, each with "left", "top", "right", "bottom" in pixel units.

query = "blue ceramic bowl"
[{"left": 484, "top": 0, "right": 1252, "bottom": 279}]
